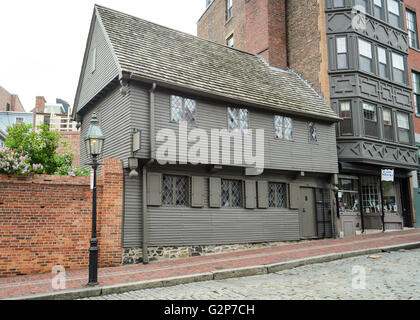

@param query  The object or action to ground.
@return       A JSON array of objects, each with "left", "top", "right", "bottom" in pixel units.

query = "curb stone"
[{"left": 10, "top": 241, "right": 420, "bottom": 300}]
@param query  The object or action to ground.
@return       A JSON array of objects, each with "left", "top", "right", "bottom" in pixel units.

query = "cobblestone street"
[{"left": 84, "top": 249, "right": 420, "bottom": 300}]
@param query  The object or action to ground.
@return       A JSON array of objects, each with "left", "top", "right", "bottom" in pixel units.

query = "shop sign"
[{"left": 381, "top": 169, "right": 394, "bottom": 182}]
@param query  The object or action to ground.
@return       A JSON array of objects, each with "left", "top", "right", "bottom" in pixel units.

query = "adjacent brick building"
[
  {"left": 404, "top": 0, "right": 420, "bottom": 228},
  {"left": 198, "top": 0, "right": 418, "bottom": 235},
  {"left": 0, "top": 86, "right": 25, "bottom": 112}
]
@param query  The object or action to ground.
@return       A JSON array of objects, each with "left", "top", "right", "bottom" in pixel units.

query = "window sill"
[
  {"left": 409, "top": 46, "right": 420, "bottom": 53},
  {"left": 415, "top": 113, "right": 420, "bottom": 118}
]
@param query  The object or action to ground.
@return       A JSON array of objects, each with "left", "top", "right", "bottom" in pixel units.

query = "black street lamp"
[{"left": 85, "top": 112, "right": 105, "bottom": 286}]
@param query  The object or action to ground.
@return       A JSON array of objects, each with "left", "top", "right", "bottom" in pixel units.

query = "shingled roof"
[{"left": 94, "top": 5, "right": 339, "bottom": 121}]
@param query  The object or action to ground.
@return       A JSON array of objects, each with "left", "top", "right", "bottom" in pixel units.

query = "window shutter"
[
  {"left": 245, "top": 180, "right": 257, "bottom": 209},
  {"left": 191, "top": 176, "right": 204, "bottom": 208},
  {"left": 289, "top": 183, "right": 300, "bottom": 209},
  {"left": 257, "top": 181, "right": 269, "bottom": 208},
  {"left": 209, "top": 177, "right": 221, "bottom": 208},
  {"left": 147, "top": 172, "right": 162, "bottom": 206}
]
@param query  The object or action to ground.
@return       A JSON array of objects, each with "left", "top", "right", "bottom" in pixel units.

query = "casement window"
[
  {"left": 407, "top": 10, "right": 419, "bottom": 50},
  {"left": 397, "top": 112, "right": 410, "bottom": 144},
  {"left": 338, "top": 178, "right": 360, "bottom": 213},
  {"left": 363, "top": 103, "right": 378, "bottom": 137},
  {"left": 226, "top": 0, "right": 232, "bottom": 21},
  {"left": 308, "top": 122, "right": 318, "bottom": 143},
  {"left": 377, "top": 47, "right": 388, "bottom": 79},
  {"left": 355, "top": 0, "right": 368, "bottom": 12},
  {"left": 15, "top": 118, "right": 24, "bottom": 126},
  {"left": 221, "top": 179, "right": 242, "bottom": 208},
  {"left": 336, "top": 37, "right": 348, "bottom": 69},
  {"left": 228, "top": 107, "right": 248, "bottom": 133},
  {"left": 339, "top": 101, "right": 353, "bottom": 135},
  {"left": 227, "top": 34, "right": 234, "bottom": 48},
  {"left": 387, "top": 0, "right": 400, "bottom": 28},
  {"left": 391, "top": 52, "right": 405, "bottom": 84},
  {"left": 162, "top": 175, "right": 189, "bottom": 206},
  {"left": 274, "top": 115, "right": 293, "bottom": 140},
  {"left": 412, "top": 72, "right": 420, "bottom": 114},
  {"left": 382, "top": 108, "right": 394, "bottom": 141},
  {"left": 333, "top": 0, "right": 344, "bottom": 7},
  {"left": 374, "top": 0, "right": 384, "bottom": 20},
  {"left": 170, "top": 95, "right": 196, "bottom": 126},
  {"left": 268, "top": 182, "right": 288, "bottom": 208},
  {"left": 358, "top": 39, "right": 373, "bottom": 73}
]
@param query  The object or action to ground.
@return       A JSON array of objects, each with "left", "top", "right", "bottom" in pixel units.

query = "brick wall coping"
[{"left": 0, "top": 174, "right": 92, "bottom": 186}]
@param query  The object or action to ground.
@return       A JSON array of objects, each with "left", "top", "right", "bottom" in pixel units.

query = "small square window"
[
  {"left": 228, "top": 107, "right": 248, "bottom": 133},
  {"left": 162, "top": 175, "right": 189, "bottom": 206},
  {"left": 221, "top": 179, "right": 242, "bottom": 208},
  {"left": 268, "top": 183, "right": 288, "bottom": 208},
  {"left": 170, "top": 95, "right": 196, "bottom": 126}
]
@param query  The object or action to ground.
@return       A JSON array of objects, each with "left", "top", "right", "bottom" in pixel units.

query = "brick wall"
[
  {"left": 287, "top": 0, "right": 323, "bottom": 95},
  {"left": 57, "top": 131, "right": 81, "bottom": 167},
  {"left": 0, "top": 159, "right": 123, "bottom": 277},
  {"left": 405, "top": 0, "right": 420, "bottom": 134}
]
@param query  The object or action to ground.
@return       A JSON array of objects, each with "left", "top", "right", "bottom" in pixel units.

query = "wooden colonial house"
[{"left": 73, "top": 5, "right": 341, "bottom": 263}]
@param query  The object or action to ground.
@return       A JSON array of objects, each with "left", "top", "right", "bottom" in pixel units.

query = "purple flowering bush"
[
  {"left": 2, "top": 123, "right": 89, "bottom": 177},
  {"left": 0, "top": 146, "right": 44, "bottom": 175}
]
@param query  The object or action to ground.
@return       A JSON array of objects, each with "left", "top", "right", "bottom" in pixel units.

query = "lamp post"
[{"left": 85, "top": 112, "right": 105, "bottom": 286}]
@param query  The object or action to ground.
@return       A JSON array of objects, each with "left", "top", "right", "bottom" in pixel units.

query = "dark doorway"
[{"left": 400, "top": 178, "right": 413, "bottom": 228}]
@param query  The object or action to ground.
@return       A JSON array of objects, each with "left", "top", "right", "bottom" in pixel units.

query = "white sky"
[{"left": 0, "top": 0, "right": 206, "bottom": 112}]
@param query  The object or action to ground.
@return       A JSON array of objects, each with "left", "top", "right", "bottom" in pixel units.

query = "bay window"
[
  {"left": 397, "top": 112, "right": 410, "bottom": 144},
  {"left": 339, "top": 101, "right": 353, "bottom": 135},
  {"left": 377, "top": 47, "right": 388, "bottom": 79},
  {"left": 363, "top": 103, "right": 378, "bottom": 137},
  {"left": 382, "top": 108, "right": 393, "bottom": 141},
  {"left": 391, "top": 52, "right": 405, "bottom": 84},
  {"left": 358, "top": 39, "right": 373, "bottom": 73},
  {"left": 387, "top": 0, "right": 400, "bottom": 29},
  {"left": 336, "top": 36, "right": 348, "bottom": 69},
  {"left": 374, "top": 0, "right": 384, "bottom": 20}
]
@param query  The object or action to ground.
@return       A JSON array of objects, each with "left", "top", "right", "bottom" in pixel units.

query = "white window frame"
[
  {"left": 358, "top": 39, "right": 373, "bottom": 73},
  {"left": 336, "top": 36, "right": 348, "bottom": 69}
]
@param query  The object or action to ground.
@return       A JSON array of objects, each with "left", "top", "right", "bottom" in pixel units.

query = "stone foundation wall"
[{"left": 122, "top": 241, "right": 307, "bottom": 265}]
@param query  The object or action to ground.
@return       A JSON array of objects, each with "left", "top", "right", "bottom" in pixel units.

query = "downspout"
[{"left": 142, "top": 82, "right": 157, "bottom": 265}]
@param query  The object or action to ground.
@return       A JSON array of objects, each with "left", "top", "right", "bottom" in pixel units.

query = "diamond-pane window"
[
  {"left": 170, "top": 95, "right": 196, "bottom": 126},
  {"left": 228, "top": 107, "right": 249, "bottom": 133},
  {"left": 221, "top": 179, "right": 242, "bottom": 208},
  {"left": 162, "top": 175, "right": 189, "bottom": 206},
  {"left": 268, "top": 182, "right": 288, "bottom": 208},
  {"left": 274, "top": 115, "right": 293, "bottom": 140},
  {"left": 309, "top": 122, "right": 318, "bottom": 143}
]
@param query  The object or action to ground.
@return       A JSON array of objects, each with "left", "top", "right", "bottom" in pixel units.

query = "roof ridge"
[{"left": 94, "top": 4, "right": 257, "bottom": 58}]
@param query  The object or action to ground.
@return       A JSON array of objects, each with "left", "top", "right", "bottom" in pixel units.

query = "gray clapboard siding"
[
  {"left": 257, "top": 181, "right": 269, "bottom": 208},
  {"left": 79, "top": 86, "right": 133, "bottom": 168},
  {"left": 191, "top": 176, "right": 205, "bottom": 208},
  {"left": 147, "top": 208, "right": 300, "bottom": 246},
  {"left": 123, "top": 170, "right": 143, "bottom": 247},
  {"left": 76, "top": 16, "right": 119, "bottom": 113},
  {"left": 146, "top": 87, "right": 339, "bottom": 174}
]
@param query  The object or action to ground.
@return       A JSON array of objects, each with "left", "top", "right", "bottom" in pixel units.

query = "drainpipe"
[{"left": 142, "top": 82, "right": 157, "bottom": 265}]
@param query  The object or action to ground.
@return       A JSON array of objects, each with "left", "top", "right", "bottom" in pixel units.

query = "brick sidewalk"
[{"left": 1, "top": 229, "right": 420, "bottom": 299}]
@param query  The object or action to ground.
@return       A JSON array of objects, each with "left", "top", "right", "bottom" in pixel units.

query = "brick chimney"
[{"left": 34, "top": 96, "right": 46, "bottom": 113}]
